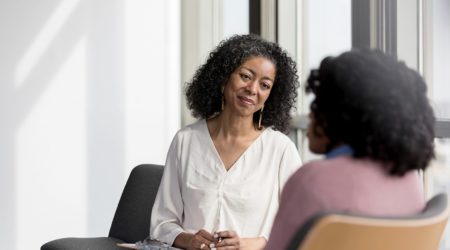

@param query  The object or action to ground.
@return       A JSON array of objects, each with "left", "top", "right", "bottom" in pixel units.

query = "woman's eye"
[
  {"left": 262, "top": 83, "right": 271, "bottom": 90},
  {"left": 240, "top": 73, "right": 251, "bottom": 80}
]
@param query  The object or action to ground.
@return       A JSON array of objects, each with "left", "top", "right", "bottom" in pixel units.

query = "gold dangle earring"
[
  {"left": 258, "top": 105, "right": 264, "bottom": 129},
  {"left": 221, "top": 96, "right": 224, "bottom": 111},
  {"left": 221, "top": 86, "right": 225, "bottom": 111}
]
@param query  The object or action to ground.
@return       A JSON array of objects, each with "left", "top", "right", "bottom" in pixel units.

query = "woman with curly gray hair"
[{"left": 150, "top": 34, "right": 302, "bottom": 250}]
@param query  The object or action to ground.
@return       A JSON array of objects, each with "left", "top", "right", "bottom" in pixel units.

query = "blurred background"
[{"left": 0, "top": 0, "right": 449, "bottom": 249}]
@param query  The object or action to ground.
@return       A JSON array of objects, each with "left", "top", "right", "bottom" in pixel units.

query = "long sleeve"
[{"left": 150, "top": 134, "right": 185, "bottom": 245}]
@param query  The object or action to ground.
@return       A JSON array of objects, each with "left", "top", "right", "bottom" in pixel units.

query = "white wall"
[{"left": 0, "top": 0, "right": 180, "bottom": 249}]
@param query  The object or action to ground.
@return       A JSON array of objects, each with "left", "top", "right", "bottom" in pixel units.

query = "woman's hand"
[
  {"left": 212, "top": 230, "right": 240, "bottom": 249},
  {"left": 174, "top": 229, "right": 215, "bottom": 250},
  {"left": 212, "top": 231, "right": 267, "bottom": 250}
]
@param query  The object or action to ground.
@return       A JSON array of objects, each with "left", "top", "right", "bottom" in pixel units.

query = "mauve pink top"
[{"left": 265, "top": 156, "right": 425, "bottom": 250}]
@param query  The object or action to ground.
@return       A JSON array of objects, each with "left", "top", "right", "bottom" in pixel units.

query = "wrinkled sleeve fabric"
[{"left": 150, "top": 133, "right": 185, "bottom": 245}]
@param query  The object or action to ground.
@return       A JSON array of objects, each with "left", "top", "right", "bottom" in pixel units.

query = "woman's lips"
[{"left": 238, "top": 96, "right": 255, "bottom": 105}]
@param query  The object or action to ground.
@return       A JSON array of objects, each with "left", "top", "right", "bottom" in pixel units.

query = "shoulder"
[
  {"left": 168, "top": 120, "right": 208, "bottom": 153},
  {"left": 279, "top": 159, "right": 342, "bottom": 211},
  {"left": 287, "top": 156, "right": 383, "bottom": 191},
  {"left": 288, "top": 160, "right": 325, "bottom": 185},
  {"left": 287, "top": 157, "right": 353, "bottom": 187},
  {"left": 262, "top": 128, "right": 294, "bottom": 148},
  {"left": 261, "top": 128, "right": 300, "bottom": 160},
  {"left": 173, "top": 119, "right": 206, "bottom": 139},
  {"left": 262, "top": 128, "right": 301, "bottom": 167},
  {"left": 279, "top": 160, "right": 330, "bottom": 210}
]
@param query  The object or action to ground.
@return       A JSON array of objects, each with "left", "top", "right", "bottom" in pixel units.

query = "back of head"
[{"left": 306, "top": 49, "right": 435, "bottom": 176}]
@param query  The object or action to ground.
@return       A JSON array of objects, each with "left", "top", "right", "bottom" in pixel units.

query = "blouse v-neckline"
[{"left": 202, "top": 119, "right": 269, "bottom": 172}]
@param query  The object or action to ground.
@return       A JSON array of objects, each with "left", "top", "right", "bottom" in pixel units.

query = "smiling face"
[{"left": 223, "top": 56, "right": 276, "bottom": 118}]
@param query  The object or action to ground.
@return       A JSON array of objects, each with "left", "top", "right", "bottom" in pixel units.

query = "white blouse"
[{"left": 150, "top": 120, "right": 302, "bottom": 245}]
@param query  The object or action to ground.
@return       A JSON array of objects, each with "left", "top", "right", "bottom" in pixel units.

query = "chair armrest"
[{"left": 41, "top": 237, "right": 125, "bottom": 250}]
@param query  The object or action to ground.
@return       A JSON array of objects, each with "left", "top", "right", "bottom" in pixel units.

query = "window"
[
  {"left": 421, "top": 1, "right": 450, "bottom": 248},
  {"left": 276, "top": 0, "right": 352, "bottom": 160}
]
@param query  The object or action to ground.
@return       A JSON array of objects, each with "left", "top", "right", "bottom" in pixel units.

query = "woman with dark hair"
[
  {"left": 150, "top": 34, "right": 302, "bottom": 250},
  {"left": 265, "top": 49, "right": 435, "bottom": 250}
]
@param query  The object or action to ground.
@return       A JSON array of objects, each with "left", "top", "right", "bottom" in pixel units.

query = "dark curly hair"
[
  {"left": 306, "top": 49, "right": 435, "bottom": 176},
  {"left": 185, "top": 34, "right": 299, "bottom": 133}
]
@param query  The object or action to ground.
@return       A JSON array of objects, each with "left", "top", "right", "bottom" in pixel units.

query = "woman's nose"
[{"left": 245, "top": 81, "right": 257, "bottom": 94}]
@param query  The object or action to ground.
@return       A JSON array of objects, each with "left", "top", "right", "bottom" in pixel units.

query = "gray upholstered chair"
[
  {"left": 41, "top": 164, "right": 164, "bottom": 250},
  {"left": 287, "top": 193, "right": 450, "bottom": 250}
]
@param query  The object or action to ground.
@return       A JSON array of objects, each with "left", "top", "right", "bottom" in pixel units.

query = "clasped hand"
[{"left": 189, "top": 229, "right": 240, "bottom": 250}]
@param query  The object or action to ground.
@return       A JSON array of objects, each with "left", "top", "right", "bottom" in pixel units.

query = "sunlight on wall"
[
  {"left": 0, "top": 0, "right": 181, "bottom": 248},
  {"left": 15, "top": 0, "right": 80, "bottom": 87},
  {"left": 16, "top": 37, "right": 87, "bottom": 250},
  {"left": 123, "top": 0, "right": 180, "bottom": 175}
]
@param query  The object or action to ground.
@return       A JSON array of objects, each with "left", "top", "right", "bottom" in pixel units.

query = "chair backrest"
[
  {"left": 108, "top": 164, "right": 164, "bottom": 243},
  {"left": 287, "top": 193, "right": 450, "bottom": 250}
]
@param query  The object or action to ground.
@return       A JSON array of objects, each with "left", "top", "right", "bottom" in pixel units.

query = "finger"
[
  {"left": 194, "top": 238, "right": 213, "bottom": 250},
  {"left": 193, "top": 233, "right": 215, "bottom": 250},
  {"left": 212, "top": 232, "right": 223, "bottom": 244},
  {"left": 216, "top": 230, "right": 237, "bottom": 239},
  {"left": 198, "top": 242, "right": 210, "bottom": 250},
  {"left": 215, "top": 246, "right": 237, "bottom": 250},
  {"left": 215, "top": 237, "right": 239, "bottom": 247},
  {"left": 197, "top": 229, "right": 215, "bottom": 241}
]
